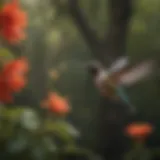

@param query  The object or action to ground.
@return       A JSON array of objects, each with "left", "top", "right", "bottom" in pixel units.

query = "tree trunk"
[{"left": 68, "top": 0, "right": 133, "bottom": 159}]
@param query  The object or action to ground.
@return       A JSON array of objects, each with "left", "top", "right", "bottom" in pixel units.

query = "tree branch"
[
  {"left": 104, "top": 0, "right": 132, "bottom": 60},
  {"left": 68, "top": 0, "right": 101, "bottom": 56}
]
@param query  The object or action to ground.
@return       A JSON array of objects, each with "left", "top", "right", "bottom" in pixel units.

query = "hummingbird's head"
[{"left": 87, "top": 61, "right": 103, "bottom": 77}]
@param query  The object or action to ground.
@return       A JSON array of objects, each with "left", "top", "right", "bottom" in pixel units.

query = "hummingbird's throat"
[
  {"left": 106, "top": 77, "right": 117, "bottom": 88},
  {"left": 103, "top": 78, "right": 119, "bottom": 99}
]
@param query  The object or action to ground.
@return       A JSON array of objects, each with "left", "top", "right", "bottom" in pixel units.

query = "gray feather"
[{"left": 119, "top": 60, "right": 155, "bottom": 86}]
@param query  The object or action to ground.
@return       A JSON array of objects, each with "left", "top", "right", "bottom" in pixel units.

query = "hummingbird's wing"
[
  {"left": 109, "top": 56, "right": 129, "bottom": 73},
  {"left": 113, "top": 60, "right": 155, "bottom": 86}
]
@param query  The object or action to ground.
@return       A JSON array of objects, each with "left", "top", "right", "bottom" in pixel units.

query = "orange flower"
[
  {"left": 0, "top": 57, "right": 29, "bottom": 103},
  {"left": 1, "top": 57, "right": 29, "bottom": 92},
  {"left": 0, "top": 0, "right": 27, "bottom": 43},
  {"left": 125, "top": 122, "right": 153, "bottom": 141},
  {"left": 41, "top": 92, "right": 70, "bottom": 115}
]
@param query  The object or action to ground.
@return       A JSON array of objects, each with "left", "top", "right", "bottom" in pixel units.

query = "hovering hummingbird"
[{"left": 88, "top": 57, "right": 156, "bottom": 113}]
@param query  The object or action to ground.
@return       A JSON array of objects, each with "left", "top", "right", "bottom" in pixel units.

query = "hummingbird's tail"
[{"left": 116, "top": 86, "right": 136, "bottom": 115}]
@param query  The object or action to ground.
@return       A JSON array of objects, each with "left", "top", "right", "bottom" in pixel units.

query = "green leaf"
[
  {"left": 45, "top": 120, "right": 79, "bottom": 143},
  {"left": 66, "top": 123, "right": 80, "bottom": 138},
  {"left": 7, "top": 132, "right": 29, "bottom": 153},
  {"left": 0, "top": 48, "right": 15, "bottom": 63},
  {"left": 0, "top": 122, "right": 14, "bottom": 139},
  {"left": 20, "top": 109, "right": 40, "bottom": 131},
  {"left": 43, "top": 136, "right": 57, "bottom": 152},
  {"left": 0, "top": 107, "right": 25, "bottom": 139},
  {"left": 1, "top": 107, "right": 25, "bottom": 122}
]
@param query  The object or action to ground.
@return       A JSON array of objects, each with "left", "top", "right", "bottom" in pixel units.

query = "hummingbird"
[{"left": 88, "top": 57, "right": 156, "bottom": 113}]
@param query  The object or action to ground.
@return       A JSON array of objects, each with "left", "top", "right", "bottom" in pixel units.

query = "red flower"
[
  {"left": 0, "top": 0, "right": 27, "bottom": 43},
  {"left": 41, "top": 92, "right": 70, "bottom": 115},
  {"left": 125, "top": 122, "right": 153, "bottom": 142},
  {"left": 0, "top": 57, "right": 29, "bottom": 103},
  {"left": 2, "top": 57, "right": 29, "bottom": 92}
]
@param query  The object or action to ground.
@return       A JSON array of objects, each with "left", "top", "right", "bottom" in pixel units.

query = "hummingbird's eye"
[{"left": 88, "top": 65, "right": 99, "bottom": 75}]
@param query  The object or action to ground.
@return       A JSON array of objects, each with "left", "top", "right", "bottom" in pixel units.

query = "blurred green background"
[{"left": 0, "top": 0, "right": 160, "bottom": 160}]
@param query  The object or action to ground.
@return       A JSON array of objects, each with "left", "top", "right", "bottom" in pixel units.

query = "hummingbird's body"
[
  {"left": 95, "top": 69, "right": 135, "bottom": 112},
  {"left": 88, "top": 57, "right": 155, "bottom": 113}
]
